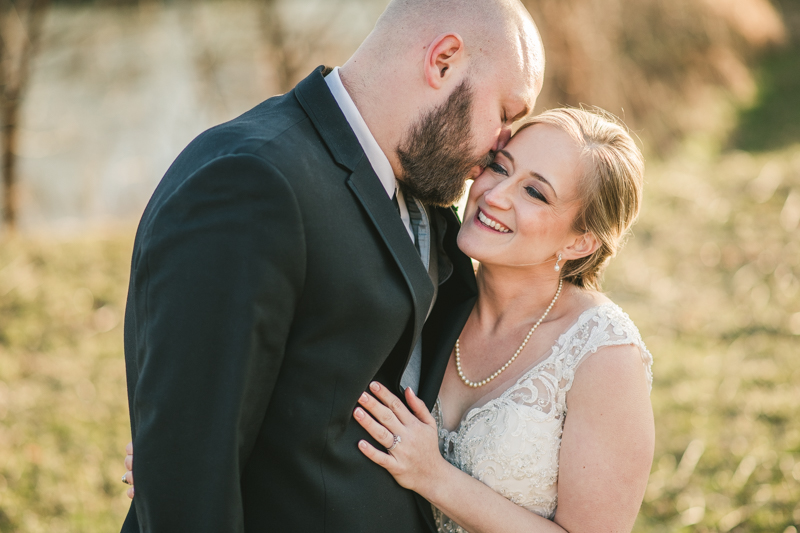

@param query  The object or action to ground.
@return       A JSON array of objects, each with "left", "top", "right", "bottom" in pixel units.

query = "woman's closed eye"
[
  {"left": 525, "top": 185, "right": 548, "bottom": 203},
  {"left": 488, "top": 162, "right": 508, "bottom": 176}
]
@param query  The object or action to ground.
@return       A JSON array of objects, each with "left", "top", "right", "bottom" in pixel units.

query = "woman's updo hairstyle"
[{"left": 516, "top": 107, "right": 644, "bottom": 291}]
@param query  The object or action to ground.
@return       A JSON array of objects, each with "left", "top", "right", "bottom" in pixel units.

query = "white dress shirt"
[{"left": 324, "top": 67, "right": 414, "bottom": 241}]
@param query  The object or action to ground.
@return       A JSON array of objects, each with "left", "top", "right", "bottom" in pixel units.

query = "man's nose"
[{"left": 494, "top": 126, "right": 512, "bottom": 152}]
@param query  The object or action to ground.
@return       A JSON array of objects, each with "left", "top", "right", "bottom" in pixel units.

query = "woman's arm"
[
  {"left": 553, "top": 344, "right": 655, "bottom": 532},
  {"left": 356, "top": 343, "right": 653, "bottom": 533}
]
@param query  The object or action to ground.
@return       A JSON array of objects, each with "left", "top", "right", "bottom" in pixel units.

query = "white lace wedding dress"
[{"left": 431, "top": 303, "right": 653, "bottom": 532}]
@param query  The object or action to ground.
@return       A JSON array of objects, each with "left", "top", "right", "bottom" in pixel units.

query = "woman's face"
[{"left": 457, "top": 124, "right": 586, "bottom": 269}]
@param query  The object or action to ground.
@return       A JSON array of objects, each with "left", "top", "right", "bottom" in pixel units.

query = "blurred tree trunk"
[
  {"left": 0, "top": 0, "right": 49, "bottom": 232},
  {"left": 259, "top": 0, "right": 297, "bottom": 94},
  {"left": 181, "top": 3, "right": 230, "bottom": 122}
]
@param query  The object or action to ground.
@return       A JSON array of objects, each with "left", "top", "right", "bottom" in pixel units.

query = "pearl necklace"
[{"left": 455, "top": 279, "right": 563, "bottom": 389}]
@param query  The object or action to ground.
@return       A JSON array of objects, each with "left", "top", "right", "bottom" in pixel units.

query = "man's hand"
[{"left": 123, "top": 441, "right": 134, "bottom": 499}]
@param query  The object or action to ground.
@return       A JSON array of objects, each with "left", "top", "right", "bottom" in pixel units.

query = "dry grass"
[
  {"left": 0, "top": 233, "right": 134, "bottom": 532},
  {"left": 1, "top": 1, "right": 798, "bottom": 531},
  {"left": 0, "top": 143, "right": 799, "bottom": 531},
  {"left": 606, "top": 143, "right": 800, "bottom": 532}
]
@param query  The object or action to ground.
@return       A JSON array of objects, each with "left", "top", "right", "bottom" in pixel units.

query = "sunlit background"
[{"left": 0, "top": 0, "right": 799, "bottom": 531}]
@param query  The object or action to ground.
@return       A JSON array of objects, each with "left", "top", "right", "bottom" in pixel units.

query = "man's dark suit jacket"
[{"left": 122, "top": 66, "right": 478, "bottom": 532}]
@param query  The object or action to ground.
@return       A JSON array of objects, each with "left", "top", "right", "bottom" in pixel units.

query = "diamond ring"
[{"left": 387, "top": 434, "right": 402, "bottom": 452}]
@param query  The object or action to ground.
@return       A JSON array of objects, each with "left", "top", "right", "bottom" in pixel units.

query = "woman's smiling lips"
[{"left": 475, "top": 208, "right": 512, "bottom": 233}]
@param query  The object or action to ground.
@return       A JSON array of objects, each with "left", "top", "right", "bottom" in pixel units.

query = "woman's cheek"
[
  {"left": 469, "top": 172, "right": 494, "bottom": 200},
  {"left": 456, "top": 223, "right": 482, "bottom": 258}
]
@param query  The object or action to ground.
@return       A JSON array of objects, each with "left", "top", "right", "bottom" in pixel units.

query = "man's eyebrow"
[{"left": 531, "top": 171, "right": 558, "bottom": 199}]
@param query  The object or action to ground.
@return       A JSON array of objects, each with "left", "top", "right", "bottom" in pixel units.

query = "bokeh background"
[{"left": 0, "top": 0, "right": 799, "bottom": 531}]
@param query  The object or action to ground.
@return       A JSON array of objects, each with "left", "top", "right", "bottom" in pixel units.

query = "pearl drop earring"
[{"left": 554, "top": 253, "right": 562, "bottom": 272}]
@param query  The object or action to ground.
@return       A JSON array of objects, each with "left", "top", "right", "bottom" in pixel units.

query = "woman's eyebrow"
[
  {"left": 499, "top": 149, "right": 558, "bottom": 198},
  {"left": 531, "top": 171, "right": 558, "bottom": 199}
]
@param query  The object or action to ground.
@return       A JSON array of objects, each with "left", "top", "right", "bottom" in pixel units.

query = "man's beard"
[{"left": 396, "top": 80, "right": 495, "bottom": 207}]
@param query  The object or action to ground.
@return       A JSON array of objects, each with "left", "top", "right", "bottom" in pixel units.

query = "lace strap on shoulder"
[{"left": 562, "top": 304, "right": 653, "bottom": 392}]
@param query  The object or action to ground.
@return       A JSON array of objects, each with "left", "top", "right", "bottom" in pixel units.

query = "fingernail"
[
  {"left": 360, "top": 392, "right": 369, "bottom": 402},
  {"left": 370, "top": 382, "right": 380, "bottom": 392},
  {"left": 406, "top": 387, "right": 416, "bottom": 396},
  {"left": 354, "top": 408, "right": 364, "bottom": 419},
  {"left": 359, "top": 440, "right": 368, "bottom": 450}
]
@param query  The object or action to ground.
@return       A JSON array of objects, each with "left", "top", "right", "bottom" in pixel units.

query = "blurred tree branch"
[
  {"left": 181, "top": 3, "right": 230, "bottom": 121},
  {"left": 0, "top": 0, "right": 49, "bottom": 232},
  {"left": 259, "top": 0, "right": 297, "bottom": 94},
  {"left": 257, "top": 0, "right": 353, "bottom": 94}
]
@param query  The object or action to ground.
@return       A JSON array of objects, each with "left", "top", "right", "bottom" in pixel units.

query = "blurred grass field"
[
  {"left": 1, "top": 148, "right": 799, "bottom": 531},
  {"left": 608, "top": 142, "right": 800, "bottom": 532},
  {"left": 1, "top": 0, "right": 799, "bottom": 531},
  {"left": 0, "top": 233, "right": 134, "bottom": 531}
]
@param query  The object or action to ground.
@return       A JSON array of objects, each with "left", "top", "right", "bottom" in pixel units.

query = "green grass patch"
[
  {"left": 605, "top": 144, "right": 800, "bottom": 532},
  {"left": 730, "top": 43, "right": 800, "bottom": 152},
  {"left": 0, "top": 234, "right": 135, "bottom": 532}
]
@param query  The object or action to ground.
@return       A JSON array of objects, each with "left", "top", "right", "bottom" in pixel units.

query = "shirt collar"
[{"left": 325, "top": 67, "right": 396, "bottom": 198}]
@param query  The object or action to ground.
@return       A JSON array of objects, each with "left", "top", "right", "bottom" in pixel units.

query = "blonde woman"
[
  {"left": 353, "top": 108, "right": 654, "bottom": 532},
  {"left": 124, "top": 108, "right": 654, "bottom": 533}
]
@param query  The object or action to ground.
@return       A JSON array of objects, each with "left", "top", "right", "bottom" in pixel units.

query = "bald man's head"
[
  {"left": 373, "top": 0, "right": 544, "bottom": 87},
  {"left": 338, "top": 0, "right": 545, "bottom": 206}
]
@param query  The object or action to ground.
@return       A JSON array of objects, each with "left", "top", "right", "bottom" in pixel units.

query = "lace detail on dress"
[{"left": 431, "top": 303, "right": 653, "bottom": 532}]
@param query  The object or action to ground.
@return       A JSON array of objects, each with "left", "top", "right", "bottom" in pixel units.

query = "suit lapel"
[
  {"left": 346, "top": 159, "right": 435, "bottom": 352},
  {"left": 294, "top": 66, "right": 434, "bottom": 358},
  {"left": 418, "top": 207, "right": 478, "bottom": 410},
  {"left": 293, "top": 66, "right": 362, "bottom": 170},
  {"left": 441, "top": 207, "right": 479, "bottom": 295}
]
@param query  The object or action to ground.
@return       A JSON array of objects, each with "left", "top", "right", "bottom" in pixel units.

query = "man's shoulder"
[
  {"left": 195, "top": 92, "right": 322, "bottom": 163},
  {"left": 163, "top": 90, "right": 340, "bottom": 190},
  {"left": 140, "top": 87, "right": 347, "bottom": 223}
]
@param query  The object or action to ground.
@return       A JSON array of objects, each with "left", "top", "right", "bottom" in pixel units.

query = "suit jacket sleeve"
[{"left": 130, "top": 154, "right": 306, "bottom": 531}]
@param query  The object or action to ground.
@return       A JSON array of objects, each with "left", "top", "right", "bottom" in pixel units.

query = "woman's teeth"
[{"left": 478, "top": 210, "right": 511, "bottom": 233}]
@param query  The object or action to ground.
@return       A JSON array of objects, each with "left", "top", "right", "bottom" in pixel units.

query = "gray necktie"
[
  {"left": 403, "top": 191, "right": 424, "bottom": 257},
  {"left": 391, "top": 192, "right": 414, "bottom": 249},
  {"left": 392, "top": 186, "right": 423, "bottom": 255},
  {"left": 394, "top": 186, "right": 430, "bottom": 392}
]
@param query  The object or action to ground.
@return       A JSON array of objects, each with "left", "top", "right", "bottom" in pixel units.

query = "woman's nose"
[{"left": 483, "top": 180, "right": 514, "bottom": 210}]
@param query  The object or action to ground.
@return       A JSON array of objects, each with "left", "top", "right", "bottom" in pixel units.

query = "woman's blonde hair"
[{"left": 517, "top": 107, "right": 644, "bottom": 291}]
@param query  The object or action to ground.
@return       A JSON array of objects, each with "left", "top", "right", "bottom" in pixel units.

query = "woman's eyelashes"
[
  {"left": 488, "top": 162, "right": 549, "bottom": 204},
  {"left": 525, "top": 185, "right": 548, "bottom": 203},
  {"left": 488, "top": 162, "right": 508, "bottom": 176}
]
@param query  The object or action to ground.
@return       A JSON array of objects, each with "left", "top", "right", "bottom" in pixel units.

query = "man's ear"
[
  {"left": 562, "top": 232, "right": 601, "bottom": 261},
  {"left": 423, "top": 33, "right": 465, "bottom": 89}
]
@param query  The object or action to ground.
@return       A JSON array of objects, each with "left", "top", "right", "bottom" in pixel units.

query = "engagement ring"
[{"left": 387, "top": 434, "right": 401, "bottom": 452}]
